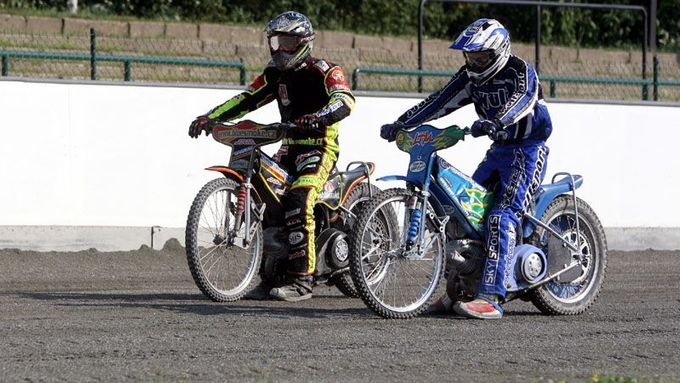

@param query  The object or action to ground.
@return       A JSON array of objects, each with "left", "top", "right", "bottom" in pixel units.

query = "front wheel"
[
  {"left": 185, "top": 178, "right": 263, "bottom": 302},
  {"left": 348, "top": 188, "right": 445, "bottom": 319},
  {"left": 528, "top": 195, "right": 607, "bottom": 315}
]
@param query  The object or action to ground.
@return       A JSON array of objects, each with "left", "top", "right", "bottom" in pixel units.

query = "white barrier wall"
[{"left": 1, "top": 80, "right": 679, "bottom": 249}]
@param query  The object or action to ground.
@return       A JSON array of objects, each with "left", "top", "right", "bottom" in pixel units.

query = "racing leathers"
[
  {"left": 203, "top": 56, "right": 355, "bottom": 278},
  {"left": 394, "top": 55, "right": 551, "bottom": 299}
]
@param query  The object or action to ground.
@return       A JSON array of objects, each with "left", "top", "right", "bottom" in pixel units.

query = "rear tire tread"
[{"left": 529, "top": 195, "right": 608, "bottom": 315}]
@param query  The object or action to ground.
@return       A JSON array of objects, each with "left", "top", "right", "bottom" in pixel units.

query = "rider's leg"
[
  {"left": 429, "top": 149, "right": 499, "bottom": 314},
  {"left": 455, "top": 143, "right": 548, "bottom": 319},
  {"left": 270, "top": 146, "right": 337, "bottom": 301}
]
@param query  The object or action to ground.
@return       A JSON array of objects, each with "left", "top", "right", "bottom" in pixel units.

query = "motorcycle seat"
[
  {"left": 341, "top": 162, "right": 375, "bottom": 191},
  {"left": 537, "top": 174, "right": 583, "bottom": 197}
]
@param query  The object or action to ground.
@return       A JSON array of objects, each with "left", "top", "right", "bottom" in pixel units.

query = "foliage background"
[{"left": 1, "top": 0, "right": 677, "bottom": 51}]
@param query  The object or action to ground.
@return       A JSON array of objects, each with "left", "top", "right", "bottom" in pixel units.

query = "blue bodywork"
[
  {"left": 522, "top": 174, "right": 583, "bottom": 238},
  {"left": 379, "top": 124, "right": 584, "bottom": 293}
]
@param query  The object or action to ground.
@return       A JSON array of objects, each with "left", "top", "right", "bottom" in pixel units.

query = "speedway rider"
[
  {"left": 380, "top": 18, "right": 552, "bottom": 319},
  {"left": 188, "top": 11, "right": 355, "bottom": 302}
]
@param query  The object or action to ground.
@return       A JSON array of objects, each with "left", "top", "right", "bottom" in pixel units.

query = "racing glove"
[
  {"left": 380, "top": 121, "right": 403, "bottom": 142},
  {"left": 490, "top": 129, "right": 509, "bottom": 141},
  {"left": 470, "top": 119, "right": 498, "bottom": 138},
  {"left": 188, "top": 115, "right": 210, "bottom": 138},
  {"left": 295, "top": 114, "right": 322, "bottom": 130}
]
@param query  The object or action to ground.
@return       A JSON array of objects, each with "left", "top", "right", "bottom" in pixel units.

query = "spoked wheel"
[
  {"left": 349, "top": 188, "right": 445, "bottom": 319},
  {"left": 528, "top": 195, "right": 607, "bottom": 315},
  {"left": 185, "top": 178, "right": 263, "bottom": 302},
  {"left": 330, "top": 182, "right": 382, "bottom": 298}
]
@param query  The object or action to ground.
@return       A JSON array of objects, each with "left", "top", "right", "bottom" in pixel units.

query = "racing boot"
[
  {"left": 269, "top": 277, "right": 313, "bottom": 302},
  {"left": 426, "top": 293, "right": 455, "bottom": 315},
  {"left": 243, "top": 279, "right": 274, "bottom": 300},
  {"left": 453, "top": 294, "right": 503, "bottom": 319}
]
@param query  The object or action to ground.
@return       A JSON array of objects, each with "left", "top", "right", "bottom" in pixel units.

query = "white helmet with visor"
[
  {"left": 265, "top": 11, "right": 315, "bottom": 71},
  {"left": 450, "top": 18, "right": 511, "bottom": 85}
]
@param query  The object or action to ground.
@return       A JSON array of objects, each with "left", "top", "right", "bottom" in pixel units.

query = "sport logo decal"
[
  {"left": 288, "top": 231, "right": 304, "bottom": 245},
  {"left": 413, "top": 131, "right": 434, "bottom": 145},
  {"left": 278, "top": 84, "right": 291, "bottom": 106},
  {"left": 409, "top": 160, "right": 427, "bottom": 173},
  {"left": 332, "top": 69, "right": 344, "bottom": 82},
  {"left": 234, "top": 139, "right": 256, "bottom": 146},
  {"left": 326, "top": 68, "right": 350, "bottom": 91}
]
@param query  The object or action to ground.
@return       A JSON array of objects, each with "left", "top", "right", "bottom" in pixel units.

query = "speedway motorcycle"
[
  {"left": 348, "top": 124, "right": 607, "bottom": 319},
  {"left": 185, "top": 119, "right": 378, "bottom": 302}
]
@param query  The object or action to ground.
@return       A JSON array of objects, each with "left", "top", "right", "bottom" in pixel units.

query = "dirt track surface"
[{"left": 1, "top": 242, "right": 679, "bottom": 383}]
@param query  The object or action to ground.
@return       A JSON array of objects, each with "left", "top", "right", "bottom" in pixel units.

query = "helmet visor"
[
  {"left": 464, "top": 50, "right": 496, "bottom": 71},
  {"left": 269, "top": 34, "right": 302, "bottom": 53}
]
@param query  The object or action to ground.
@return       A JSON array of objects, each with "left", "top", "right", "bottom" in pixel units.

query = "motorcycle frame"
[
  {"left": 207, "top": 120, "right": 376, "bottom": 250},
  {"left": 383, "top": 125, "right": 586, "bottom": 283}
]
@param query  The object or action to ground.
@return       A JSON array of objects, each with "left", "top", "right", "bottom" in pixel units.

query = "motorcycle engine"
[
  {"left": 445, "top": 239, "right": 485, "bottom": 301},
  {"left": 262, "top": 227, "right": 290, "bottom": 285}
]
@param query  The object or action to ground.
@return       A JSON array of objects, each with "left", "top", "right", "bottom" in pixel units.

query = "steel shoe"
[
  {"left": 269, "top": 279, "right": 313, "bottom": 302},
  {"left": 453, "top": 294, "right": 503, "bottom": 319},
  {"left": 426, "top": 293, "right": 455, "bottom": 315},
  {"left": 243, "top": 280, "right": 275, "bottom": 300}
]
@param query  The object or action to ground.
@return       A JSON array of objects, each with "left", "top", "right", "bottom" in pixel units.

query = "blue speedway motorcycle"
[{"left": 348, "top": 124, "right": 607, "bottom": 319}]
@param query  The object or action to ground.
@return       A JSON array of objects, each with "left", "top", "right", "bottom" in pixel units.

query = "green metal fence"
[
  {"left": 0, "top": 28, "right": 246, "bottom": 84},
  {"left": 0, "top": 24, "right": 678, "bottom": 102},
  {"left": 351, "top": 64, "right": 680, "bottom": 102}
]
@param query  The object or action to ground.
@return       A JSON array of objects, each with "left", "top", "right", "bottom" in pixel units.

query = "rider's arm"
[
  {"left": 493, "top": 58, "right": 539, "bottom": 131},
  {"left": 205, "top": 71, "right": 276, "bottom": 122},
  {"left": 309, "top": 62, "right": 355, "bottom": 126},
  {"left": 397, "top": 67, "right": 473, "bottom": 125}
]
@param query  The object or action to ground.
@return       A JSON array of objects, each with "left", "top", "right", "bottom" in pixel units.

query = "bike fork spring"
[
  {"left": 236, "top": 186, "right": 247, "bottom": 215},
  {"left": 407, "top": 207, "right": 422, "bottom": 244}
]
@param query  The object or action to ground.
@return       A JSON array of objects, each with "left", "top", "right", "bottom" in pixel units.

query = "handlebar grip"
[{"left": 277, "top": 122, "right": 298, "bottom": 130}]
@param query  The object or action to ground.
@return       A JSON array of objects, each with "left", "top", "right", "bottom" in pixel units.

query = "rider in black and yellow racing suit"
[{"left": 188, "top": 11, "right": 355, "bottom": 302}]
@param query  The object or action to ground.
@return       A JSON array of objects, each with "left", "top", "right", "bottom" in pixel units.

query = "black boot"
[
  {"left": 269, "top": 277, "right": 313, "bottom": 302},
  {"left": 243, "top": 279, "right": 274, "bottom": 300}
]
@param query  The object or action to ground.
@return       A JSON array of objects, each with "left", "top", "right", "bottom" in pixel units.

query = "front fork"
[
  {"left": 230, "top": 177, "right": 267, "bottom": 249},
  {"left": 228, "top": 150, "right": 265, "bottom": 248},
  {"left": 404, "top": 187, "right": 447, "bottom": 255}
]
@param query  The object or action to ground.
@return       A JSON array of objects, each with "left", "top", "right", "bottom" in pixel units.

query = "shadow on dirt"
[{"left": 15, "top": 291, "right": 370, "bottom": 319}]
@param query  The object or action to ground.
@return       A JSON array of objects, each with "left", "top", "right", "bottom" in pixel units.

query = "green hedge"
[{"left": 1, "top": 0, "right": 678, "bottom": 51}]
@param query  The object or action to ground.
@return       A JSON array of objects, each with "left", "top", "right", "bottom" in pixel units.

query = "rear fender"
[
  {"left": 376, "top": 175, "right": 408, "bottom": 183},
  {"left": 522, "top": 174, "right": 583, "bottom": 238}
]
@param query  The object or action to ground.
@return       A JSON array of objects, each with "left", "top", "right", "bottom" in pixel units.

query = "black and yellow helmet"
[{"left": 265, "top": 11, "right": 315, "bottom": 71}]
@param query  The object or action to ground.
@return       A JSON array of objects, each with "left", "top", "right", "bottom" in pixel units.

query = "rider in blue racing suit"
[{"left": 380, "top": 18, "right": 552, "bottom": 319}]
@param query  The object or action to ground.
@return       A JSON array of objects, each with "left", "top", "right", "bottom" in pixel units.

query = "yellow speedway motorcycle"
[{"left": 185, "top": 120, "right": 378, "bottom": 301}]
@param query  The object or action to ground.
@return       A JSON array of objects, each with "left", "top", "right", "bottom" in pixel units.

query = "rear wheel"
[
  {"left": 349, "top": 188, "right": 445, "bottom": 319},
  {"left": 528, "top": 195, "right": 607, "bottom": 315},
  {"left": 185, "top": 178, "right": 263, "bottom": 302},
  {"left": 330, "top": 182, "right": 381, "bottom": 298}
]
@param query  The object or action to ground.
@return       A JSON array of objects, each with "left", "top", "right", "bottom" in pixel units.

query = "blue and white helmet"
[{"left": 450, "top": 18, "right": 511, "bottom": 84}]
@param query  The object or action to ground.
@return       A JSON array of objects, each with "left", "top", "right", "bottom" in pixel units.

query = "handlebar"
[{"left": 206, "top": 119, "right": 298, "bottom": 134}]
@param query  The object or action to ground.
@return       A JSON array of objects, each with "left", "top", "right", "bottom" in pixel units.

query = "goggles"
[
  {"left": 269, "top": 34, "right": 305, "bottom": 53},
  {"left": 463, "top": 50, "right": 496, "bottom": 70}
]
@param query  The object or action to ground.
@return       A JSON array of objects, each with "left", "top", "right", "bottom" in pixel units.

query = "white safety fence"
[{"left": 1, "top": 80, "right": 679, "bottom": 250}]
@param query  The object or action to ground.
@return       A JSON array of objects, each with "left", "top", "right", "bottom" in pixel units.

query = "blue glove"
[
  {"left": 470, "top": 119, "right": 498, "bottom": 138},
  {"left": 380, "top": 122, "right": 403, "bottom": 142}
]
